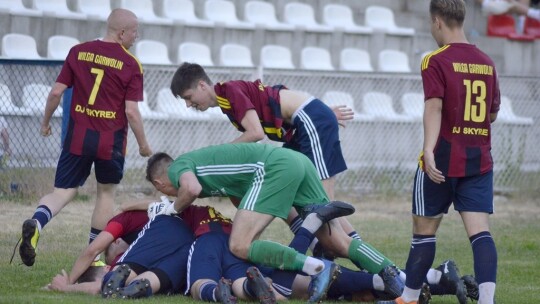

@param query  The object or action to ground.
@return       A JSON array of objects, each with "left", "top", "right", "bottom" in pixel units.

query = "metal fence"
[{"left": 1, "top": 60, "right": 538, "bottom": 198}]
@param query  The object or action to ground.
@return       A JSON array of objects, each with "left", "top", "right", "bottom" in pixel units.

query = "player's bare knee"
[{"left": 228, "top": 238, "right": 249, "bottom": 260}]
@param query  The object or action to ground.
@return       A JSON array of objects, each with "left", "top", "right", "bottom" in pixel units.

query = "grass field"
[{"left": 0, "top": 193, "right": 538, "bottom": 303}]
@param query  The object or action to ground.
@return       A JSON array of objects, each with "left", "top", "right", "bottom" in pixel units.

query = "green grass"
[{"left": 0, "top": 196, "right": 539, "bottom": 303}]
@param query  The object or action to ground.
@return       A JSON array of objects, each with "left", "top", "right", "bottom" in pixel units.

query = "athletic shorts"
[
  {"left": 412, "top": 167, "right": 494, "bottom": 216},
  {"left": 54, "top": 149, "right": 124, "bottom": 188},
  {"left": 238, "top": 147, "right": 329, "bottom": 219},
  {"left": 185, "top": 231, "right": 253, "bottom": 295},
  {"left": 283, "top": 98, "right": 347, "bottom": 180},
  {"left": 118, "top": 215, "right": 195, "bottom": 292}
]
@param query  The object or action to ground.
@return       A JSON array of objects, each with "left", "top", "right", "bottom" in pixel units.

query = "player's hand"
[
  {"left": 48, "top": 269, "right": 70, "bottom": 291},
  {"left": 139, "top": 145, "right": 152, "bottom": 157},
  {"left": 331, "top": 105, "right": 354, "bottom": 127},
  {"left": 40, "top": 124, "right": 52, "bottom": 137},
  {"left": 148, "top": 196, "right": 171, "bottom": 219},
  {"left": 422, "top": 151, "right": 445, "bottom": 184},
  {"left": 154, "top": 196, "right": 177, "bottom": 217}
]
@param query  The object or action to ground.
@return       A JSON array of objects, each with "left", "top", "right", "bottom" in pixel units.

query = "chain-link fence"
[{"left": 1, "top": 60, "right": 538, "bottom": 198}]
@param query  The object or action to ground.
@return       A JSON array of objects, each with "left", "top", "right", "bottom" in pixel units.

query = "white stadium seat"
[
  {"left": 47, "top": 35, "right": 80, "bottom": 60},
  {"left": 322, "top": 4, "right": 373, "bottom": 34},
  {"left": 378, "top": 49, "right": 411, "bottom": 73},
  {"left": 260, "top": 45, "right": 295, "bottom": 69},
  {"left": 23, "top": 83, "right": 63, "bottom": 117},
  {"left": 75, "top": 0, "right": 111, "bottom": 20},
  {"left": 0, "top": 84, "right": 34, "bottom": 115},
  {"left": 139, "top": 91, "right": 168, "bottom": 120},
  {"left": 32, "top": 0, "right": 86, "bottom": 19},
  {"left": 283, "top": 2, "right": 333, "bottom": 32},
  {"left": 160, "top": 0, "right": 214, "bottom": 27},
  {"left": 2, "top": 34, "right": 41, "bottom": 59},
  {"left": 300, "top": 46, "right": 334, "bottom": 71},
  {"left": 135, "top": 40, "right": 172, "bottom": 65},
  {"left": 0, "top": 0, "right": 42, "bottom": 16},
  {"left": 204, "top": 0, "right": 255, "bottom": 29},
  {"left": 400, "top": 92, "right": 424, "bottom": 120},
  {"left": 362, "top": 91, "right": 413, "bottom": 122},
  {"left": 119, "top": 0, "right": 172, "bottom": 25},
  {"left": 244, "top": 1, "right": 294, "bottom": 31},
  {"left": 322, "top": 90, "right": 374, "bottom": 121},
  {"left": 365, "top": 5, "right": 415, "bottom": 36},
  {"left": 177, "top": 42, "right": 214, "bottom": 66},
  {"left": 339, "top": 48, "right": 373, "bottom": 72},
  {"left": 498, "top": 96, "right": 534, "bottom": 125},
  {"left": 219, "top": 43, "right": 254, "bottom": 67}
]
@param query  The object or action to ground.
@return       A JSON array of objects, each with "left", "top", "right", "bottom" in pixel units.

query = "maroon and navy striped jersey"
[
  {"left": 421, "top": 43, "right": 500, "bottom": 177},
  {"left": 214, "top": 79, "right": 293, "bottom": 142},
  {"left": 57, "top": 40, "right": 144, "bottom": 159}
]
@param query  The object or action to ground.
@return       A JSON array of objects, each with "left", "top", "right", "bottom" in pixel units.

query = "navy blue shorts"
[
  {"left": 54, "top": 149, "right": 124, "bottom": 188},
  {"left": 185, "top": 231, "right": 253, "bottom": 295},
  {"left": 283, "top": 99, "right": 347, "bottom": 180},
  {"left": 118, "top": 215, "right": 195, "bottom": 293},
  {"left": 412, "top": 167, "right": 494, "bottom": 216}
]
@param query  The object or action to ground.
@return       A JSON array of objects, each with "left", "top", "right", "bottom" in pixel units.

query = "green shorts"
[{"left": 238, "top": 148, "right": 329, "bottom": 219}]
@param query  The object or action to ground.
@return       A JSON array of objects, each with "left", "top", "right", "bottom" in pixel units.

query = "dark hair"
[
  {"left": 146, "top": 152, "right": 173, "bottom": 182},
  {"left": 77, "top": 266, "right": 104, "bottom": 283},
  {"left": 430, "top": 0, "right": 466, "bottom": 28},
  {"left": 170, "top": 62, "right": 213, "bottom": 97}
]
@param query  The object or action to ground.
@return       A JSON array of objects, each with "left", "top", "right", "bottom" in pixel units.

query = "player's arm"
[
  {"left": 331, "top": 105, "right": 354, "bottom": 127},
  {"left": 172, "top": 171, "right": 202, "bottom": 213},
  {"left": 68, "top": 231, "right": 114, "bottom": 284},
  {"left": 48, "top": 270, "right": 101, "bottom": 295},
  {"left": 490, "top": 112, "right": 498, "bottom": 123},
  {"left": 125, "top": 100, "right": 152, "bottom": 156},
  {"left": 422, "top": 97, "right": 445, "bottom": 184},
  {"left": 231, "top": 109, "right": 265, "bottom": 143},
  {"left": 41, "top": 82, "right": 67, "bottom": 137}
]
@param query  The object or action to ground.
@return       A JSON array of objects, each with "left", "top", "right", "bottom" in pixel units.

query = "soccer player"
[
  {"left": 379, "top": 1, "right": 500, "bottom": 304},
  {"left": 169, "top": 63, "right": 402, "bottom": 281},
  {"left": 146, "top": 143, "right": 405, "bottom": 302},
  {"left": 16, "top": 8, "right": 152, "bottom": 267}
]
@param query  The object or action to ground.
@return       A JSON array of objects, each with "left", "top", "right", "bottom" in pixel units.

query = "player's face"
[
  {"left": 120, "top": 24, "right": 139, "bottom": 49},
  {"left": 181, "top": 81, "right": 212, "bottom": 111}
]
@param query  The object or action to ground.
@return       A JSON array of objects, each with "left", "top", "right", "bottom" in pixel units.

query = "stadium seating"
[
  {"left": 400, "top": 92, "right": 424, "bottom": 120},
  {"left": 32, "top": 0, "right": 86, "bottom": 19},
  {"left": 139, "top": 91, "right": 168, "bottom": 120},
  {"left": 300, "top": 46, "right": 334, "bottom": 70},
  {"left": 322, "top": 90, "right": 373, "bottom": 121},
  {"left": 283, "top": 2, "right": 333, "bottom": 32},
  {"left": 1, "top": 33, "right": 42, "bottom": 59},
  {"left": 203, "top": 0, "right": 255, "bottom": 29},
  {"left": 0, "top": 0, "right": 42, "bottom": 16},
  {"left": 74, "top": 0, "right": 111, "bottom": 20},
  {"left": 160, "top": 0, "right": 213, "bottom": 27},
  {"left": 498, "top": 96, "right": 534, "bottom": 125},
  {"left": 177, "top": 42, "right": 214, "bottom": 66},
  {"left": 486, "top": 14, "right": 535, "bottom": 40},
  {"left": 119, "top": 0, "right": 172, "bottom": 25},
  {"left": 219, "top": 43, "right": 254, "bottom": 67},
  {"left": 339, "top": 48, "right": 373, "bottom": 72},
  {"left": 22, "top": 83, "right": 63, "bottom": 117},
  {"left": 378, "top": 49, "right": 411, "bottom": 73},
  {"left": 47, "top": 35, "right": 79, "bottom": 60},
  {"left": 244, "top": 1, "right": 295, "bottom": 31},
  {"left": 524, "top": 17, "right": 540, "bottom": 38},
  {"left": 362, "top": 91, "right": 413, "bottom": 122},
  {"left": 135, "top": 40, "right": 172, "bottom": 65},
  {"left": 322, "top": 4, "right": 373, "bottom": 34},
  {"left": 0, "top": 84, "right": 34, "bottom": 115},
  {"left": 155, "top": 88, "right": 209, "bottom": 120},
  {"left": 260, "top": 45, "right": 295, "bottom": 69},
  {"left": 364, "top": 5, "right": 415, "bottom": 36}
]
